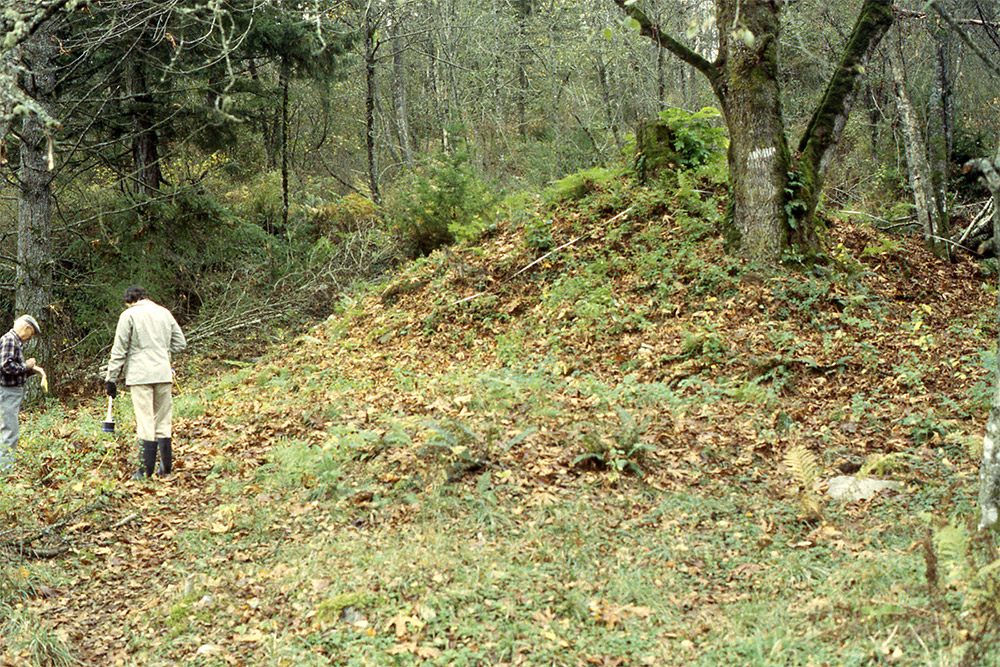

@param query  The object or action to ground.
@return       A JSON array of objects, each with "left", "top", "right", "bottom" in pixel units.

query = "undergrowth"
[{"left": 2, "top": 157, "right": 999, "bottom": 666}]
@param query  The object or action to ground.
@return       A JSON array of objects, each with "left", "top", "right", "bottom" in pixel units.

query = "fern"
[
  {"left": 784, "top": 444, "right": 820, "bottom": 491},
  {"left": 935, "top": 521, "right": 972, "bottom": 589},
  {"left": 924, "top": 518, "right": 1000, "bottom": 661},
  {"left": 784, "top": 444, "right": 823, "bottom": 521}
]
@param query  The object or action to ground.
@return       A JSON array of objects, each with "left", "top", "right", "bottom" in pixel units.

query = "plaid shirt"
[{"left": 0, "top": 328, "right": 28, "bottom": 387}]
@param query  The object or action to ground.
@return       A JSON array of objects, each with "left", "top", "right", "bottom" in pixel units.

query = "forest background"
[
  {"left": 1, "top": 0, "right": 1000, "bottom": 665},
  {"left": 0, "top": 0, "right": 995, "bottom": 372}
]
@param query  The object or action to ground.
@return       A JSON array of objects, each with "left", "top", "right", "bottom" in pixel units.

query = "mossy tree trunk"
[
  {"left": 613, "top": 0, "right": 893, "bottom": 265},
  {"left": 363, "top": 2, "right": 381, "bottom": 205},
  {"left": 970, "top": 149, "right": 1000, "bottom": 530},
  {"left": 712, "top": 0, "right": 793, "bottom": 263},
  {"left": 15, "top": 25, "right": 56, "bottom": 393},
  {"left": 889, "top": 38, "right": 949, "bottom": 260}
]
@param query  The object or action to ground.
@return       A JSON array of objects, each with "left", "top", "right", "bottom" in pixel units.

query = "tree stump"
[{"left": 634, "top": 120, "right": 679, "bottom": 183}]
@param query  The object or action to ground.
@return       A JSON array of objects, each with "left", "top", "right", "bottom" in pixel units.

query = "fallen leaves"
[{"left": 385, "top": 612, "right": 425, "bottom": 639}]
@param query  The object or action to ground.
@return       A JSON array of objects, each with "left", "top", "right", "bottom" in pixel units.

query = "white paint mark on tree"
[{"left": 749, "top": 147, "right": 776, "bottom": 163}]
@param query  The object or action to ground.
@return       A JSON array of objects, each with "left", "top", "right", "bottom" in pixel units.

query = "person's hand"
[
  {"left": 105, "top": 381, "right": 117, "bottom": 398},
  {"left": 25, "top": 358, "right": 35, "bottom": 370}
]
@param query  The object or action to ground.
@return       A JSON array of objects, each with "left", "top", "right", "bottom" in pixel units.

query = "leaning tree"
[{"left": 613, "top": 0, "right": 893, "bottom": 263}]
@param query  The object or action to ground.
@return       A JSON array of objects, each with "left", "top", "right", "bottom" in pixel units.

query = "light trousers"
[
  {"left": 0, "top": 385, "right": 24, "bottom": 473},
  {"left": 130, "top": 383, "right": 173, "bottom": 441}
]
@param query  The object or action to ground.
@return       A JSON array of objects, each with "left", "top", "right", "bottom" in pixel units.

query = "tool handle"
[{"left": 105, "top": 395, "right": 114, "bottom": 422}]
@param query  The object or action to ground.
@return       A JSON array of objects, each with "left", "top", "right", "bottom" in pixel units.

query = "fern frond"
[
  {"left": 784, "top": 444, "right": 820, "bottom": 490},
  {"left": 935, "top": 522, "right": 970, "bottom": 565},
  {"left": 934, "top": 521, "right": 972, "bottom": 587}
]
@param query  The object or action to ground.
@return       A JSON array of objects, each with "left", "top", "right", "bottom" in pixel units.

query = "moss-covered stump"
[{"left": 634, "top": 119, "right": 679, "bottom": 182}]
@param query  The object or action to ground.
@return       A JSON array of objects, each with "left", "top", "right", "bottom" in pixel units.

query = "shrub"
[
  {"left": 657, "top": 107, "right": 727, "bottom": 168},
  {"left": 229, "top": 171, "right": 286, "bottom": 235},
  {"left": 56, "top": 186, "right": 273, "bottom": 349},
  {"left": 635, "top": 107, "right": 727, "bottom": 181},
  {"left": 390, "top": 146, "right": 497, "bottom": 258},
  {"left": 312, "top": 193, "right": 380, "bottom": 240}
]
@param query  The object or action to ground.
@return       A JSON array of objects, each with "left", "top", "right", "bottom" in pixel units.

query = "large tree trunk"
[
  {"left": 615, "top": 0, "right": 893, "bottom": 264},
  {"left": 280, "top": 54, "right": 291, "bottom": 230},
  {"left": 792, "top": 0, "right": 893, "bottom": 237},
  {"left": 596, "top": 57, "right": 622, "bottom": 153},
  {"left": 513, "top": 0, "right": 531, "bottom": 138},
  {"left": 16, "top": 26, "right": 55, "bottom": 389},
  {"left": 889, "top": 40, "right": 949, "bottom": 259},
  {"left": 248, "top": 58, "right": 279, "bottom": 171},
  {"left": 389, "top": 0, "right": 412, "bottom": 167},
  {"left": 972, "top": 149, "right": 1000, "bottom": 530},
  {"left": 713, "top": 0, "right": 793, "bottom": 262},
  {"left": 928, "top": 19, "right": 953, "bottom": 242},
  {"left": 125, "top": 51, "right": 164, "bottom": 198},
  {"left": 966, "top": 149, "right": 1000, "bottom": 530},
  {"left": 363, "top": 1, "right": 381, "bottom": 205}
]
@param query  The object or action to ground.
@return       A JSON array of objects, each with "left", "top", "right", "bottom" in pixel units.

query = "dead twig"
[{"left": 0, "top": 499, "right": 107, "bottom": 557}]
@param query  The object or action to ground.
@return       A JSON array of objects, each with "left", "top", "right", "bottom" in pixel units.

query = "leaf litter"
[{"left": 1, "top": 190, "right": 997, "bottom": 665}]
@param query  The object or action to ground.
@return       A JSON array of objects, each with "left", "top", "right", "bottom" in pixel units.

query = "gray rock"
[{"left": 827, "top": 475, "right": 902, "bottom": 502}]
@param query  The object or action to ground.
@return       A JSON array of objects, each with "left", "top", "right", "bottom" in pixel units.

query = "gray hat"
[{"left": 16, "top": 315, "right": 40, "bottom": 334}]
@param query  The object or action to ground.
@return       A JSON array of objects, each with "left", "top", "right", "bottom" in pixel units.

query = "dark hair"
[{"left": 124, "top": 286, "right": 149, "bottom": 304}]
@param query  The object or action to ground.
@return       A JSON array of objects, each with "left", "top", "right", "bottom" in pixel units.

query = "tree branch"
[
  {"left": 928, "top": 0, "right": 1000, "bottom": 79},
  {"left": 609, "top": 0, "right": 717, "bottom": 79},
  {"left": 797, "top": 0, "right": 893, "bottom": 159},
  {"left": 792, "top": 0, "right": 893, "bottom": 219},
  {"left": 0, "top": 0, "right": 86, "bottom": 51}
]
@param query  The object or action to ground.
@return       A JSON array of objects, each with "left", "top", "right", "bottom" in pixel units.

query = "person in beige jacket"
[{"left": 105, "top": 286, "right": 186, "bottom": 478}]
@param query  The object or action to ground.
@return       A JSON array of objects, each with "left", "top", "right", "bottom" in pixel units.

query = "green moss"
[{"left": 314, "top": 591, "right": 374, "bottom": 625}]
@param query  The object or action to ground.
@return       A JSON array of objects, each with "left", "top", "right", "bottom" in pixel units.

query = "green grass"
[{"left": 5, "top": 164, "right": 1000, "bottom": 665}]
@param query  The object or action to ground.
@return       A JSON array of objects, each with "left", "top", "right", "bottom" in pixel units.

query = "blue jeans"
[{"left": 0, "top": 385, "right": 25, "bottom": 474}]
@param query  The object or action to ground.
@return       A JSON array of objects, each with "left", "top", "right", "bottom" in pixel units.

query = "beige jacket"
[{"left": 105, "top": 299, "right": 186, "bottom": 386}]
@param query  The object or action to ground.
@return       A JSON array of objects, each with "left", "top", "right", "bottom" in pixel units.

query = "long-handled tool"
[{"left": 102, "top": 395, "right": 115, "bottom": 433}]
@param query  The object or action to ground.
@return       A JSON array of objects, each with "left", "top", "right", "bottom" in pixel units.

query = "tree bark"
[
  {"left": 363, "top": 0, "right": 381, "bottom": 205},
  {"left": 389, "top": 0, "right": 412, "bottom": 167},
  {"left": 928, "top": 19, "right": 952, "bottom": 238},
  {"left": 248, "top": 58, "right": 279, "bottom": 171},
  {"left": 792, "top": 0, "right": 893, "bottom": 236},
  {"left": 514, "top": 0, "right": 531, "bottom": 138},
  {"left": 15, "top": 25, "right": 55, "bottom": 387},
  {"left": 713, "top": 0, "right": 792, "bottom": 262},
  {"left": 125, "top": 51, "right": 165, "bottom": 198},
  {"left": 596, "top": 56, "right": 622, "bottom": 153},
  {"left": 970, "top": 148, "right": 1000, "bottom": 530},
  {"left": 280, "top": 54, "right": 291, "bottom": 231},
  {"left": 614, "top": 0, "right": 893, "bottom": 264},
  {"left": 889, "top": 39, "right": 948, "bottom": 259}
]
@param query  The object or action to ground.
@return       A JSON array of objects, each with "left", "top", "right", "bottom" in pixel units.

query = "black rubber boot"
[
  {"left": 157, "top": 438, "right": 172, "bottom": 476},
  {"left": 133, "top": 440, "right": 157, "bottom": 479}
]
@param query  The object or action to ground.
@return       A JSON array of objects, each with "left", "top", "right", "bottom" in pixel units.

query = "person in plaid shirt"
[{"left": 0, "top": 315, "right": 44, "bottom": 474}]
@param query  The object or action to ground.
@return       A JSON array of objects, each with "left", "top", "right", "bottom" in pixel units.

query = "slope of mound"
[{"left": 4, "top": 171, "right": 998, "bottom": 666}]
